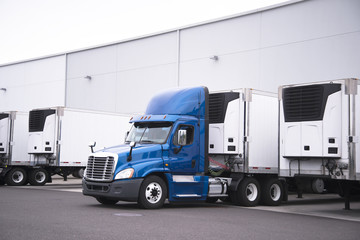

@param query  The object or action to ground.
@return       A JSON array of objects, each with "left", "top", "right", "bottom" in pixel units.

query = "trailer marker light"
[
  {"left": 148, "top": 116, "right": 151, "bottom": 120},
  {"left": 163, "top": 115, "right": 167, "bottom": 119},
  {"left": 141, "top": 116, "right": 144, "bottom": 120},
  {"left": 265, "top": 167, "right": 271, "bottom": 170},
  {"left": 130, "top": 117, "right": 133, "bottom": 121},
  {"left": 253, "top": 167, "right": 258, "bottom": 169}
]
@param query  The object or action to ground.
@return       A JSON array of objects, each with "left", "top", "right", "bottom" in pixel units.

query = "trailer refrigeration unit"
[
  {"left": 83, "top": 87, "right": 283, "bottom": 208},
  {"left": 0, "top": 107, "right": 131, "bottom": 186},
  {"left": 279, "top": 78, "right": 360, "bottom": 208}
]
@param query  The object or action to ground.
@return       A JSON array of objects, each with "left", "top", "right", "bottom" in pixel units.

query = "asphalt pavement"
[{"left": 0, "top": 177, "right": 359, "bottom": 240}]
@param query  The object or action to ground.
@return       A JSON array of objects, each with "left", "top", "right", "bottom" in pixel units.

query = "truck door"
[{"left": 169, "top": 120, "right": 199, "bottom": 174}]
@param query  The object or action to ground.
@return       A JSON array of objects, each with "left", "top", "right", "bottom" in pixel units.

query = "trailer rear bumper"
[{"left": 82, "top": 178, "right": 143, "bottom": 202}]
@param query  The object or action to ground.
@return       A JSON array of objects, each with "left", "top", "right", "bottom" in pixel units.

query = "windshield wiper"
[{"left": 140, "top": 140, "right": 155, "bottom": 143}]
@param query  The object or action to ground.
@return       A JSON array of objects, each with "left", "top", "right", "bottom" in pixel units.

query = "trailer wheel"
[
  {"left": 233, "top": 177, "right": 260, "bottom": 207},
  {"left": 96, "top": 197, "right": 119, "bottom": 205},
  {"left": 138, "top": 176, "right": 167, "bottom": 209},
  {"left": 72, "top": 168, "right": 85, "bottom": 178},
  {"left": 29, "top": 168, "right": 48, "bottom": 186},
  {"left": 5, "top": 168, "right": 27, "bottom": 186},
  {"left": 261, "top": 178, "right": 283, "bottom": 206}
]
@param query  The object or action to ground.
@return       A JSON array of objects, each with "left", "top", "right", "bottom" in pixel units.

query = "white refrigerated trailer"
[
  {"left": 279, "top": 78, "right": 359, "bottom": 209},
  {"left": 0, "top": 107, "right": 131, "bottom": 186},
  {"left": 207, "top": 88, "right": 281, "bottom": 206}
]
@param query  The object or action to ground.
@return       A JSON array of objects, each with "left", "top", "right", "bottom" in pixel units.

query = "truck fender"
[{"left": 229, "top": 173, "right": 245, "bottom": 191}]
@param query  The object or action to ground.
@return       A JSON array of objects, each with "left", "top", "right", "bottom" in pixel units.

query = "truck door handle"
[{"left": 191, "top": 159, "right": 196, "bottom": 168}]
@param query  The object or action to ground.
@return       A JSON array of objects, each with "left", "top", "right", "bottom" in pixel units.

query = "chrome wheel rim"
[
  {"left": 270, "top": 183, "right": 281, "bottom": 201},
  {"left": 246, "top": 183, "right": 258, "bottom": 202},
  {"left": 35, "top": 171, "right": 46, "bottom": 183},
  {"left": 12, "top": 171, "right": 24, "bottom": 184},
  {"left": 145, "top": 182, "right": 162, "bottom": 204}
]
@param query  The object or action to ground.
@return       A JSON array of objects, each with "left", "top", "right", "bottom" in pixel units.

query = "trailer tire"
[
  {"left": 5, "top": 168, "right": 27, "bottom": 186},
  {"left": 72, "top": 168, "right": 85, "bottom": 178},
  {"left": 233, "top": 177, "right": 260, "bottom": 207},
  {"left": 0, "top": 178, "right": 5, "bottom": 186},
  {"left": 96, "top": 197, "right": 119, "bottom": 205},
  {"left": 138, "top": 176, "right": 167, "bottom": 209},
  {"left": 29, "top": 168, "right": 48, "bottom": 186},
  {"left": 261, "top": 178, "right": 283, "bottom": 206}
]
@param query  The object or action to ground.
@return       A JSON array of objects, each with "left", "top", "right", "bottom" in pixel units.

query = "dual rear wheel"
[
  {"left": 231, "top": 177, "right": 283, "bottom": 207},
  {"left": 5, "top": 168, "right": 48, "bottom": 186}
]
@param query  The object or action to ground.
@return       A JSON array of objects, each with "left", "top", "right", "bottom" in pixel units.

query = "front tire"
[
  {"left": 29, "top": 168, "right": 48, "bottom": 186},
  {"left": 5, "top": 168, "right": 27, "bottom": 186},
  {"left": 233, "top": 177, "right": 260, "bottom": 207},
  {"left": 138, "top": 176, "right": 167, "bottom": 209}
]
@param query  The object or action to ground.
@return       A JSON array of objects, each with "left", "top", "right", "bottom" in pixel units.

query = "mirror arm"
[{"left": 174, "top": 145, "right": 183, "bottom": 154}]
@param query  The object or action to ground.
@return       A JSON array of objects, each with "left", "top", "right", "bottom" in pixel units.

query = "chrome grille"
[{"left": 86, "top": 156, "right": 115, "bottom": 181}]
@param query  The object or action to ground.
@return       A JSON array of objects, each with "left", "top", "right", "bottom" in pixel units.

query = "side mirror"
[
  {"left": 127, "top": 142, "right": 136, "bottom": 162},
  {"left": 125, "top": 131, "right": 130, "bottom": 142},
  {"left": 89, "top": 141, "right": 96, "bottom": 153},
  {"left": 178, "top": 129, "right": 187, "bottom": 146}
]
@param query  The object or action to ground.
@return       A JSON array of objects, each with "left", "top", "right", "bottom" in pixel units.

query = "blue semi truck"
[{"left": 82, "top": 86, "right": 283, "bottom": 209}]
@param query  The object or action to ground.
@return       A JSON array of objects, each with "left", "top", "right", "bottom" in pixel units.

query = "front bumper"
[{"left": 82, "top": 178, "right": 143, "bottom": 202}]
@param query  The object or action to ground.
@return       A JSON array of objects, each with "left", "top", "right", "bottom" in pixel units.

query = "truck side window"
[{"left": 173, "top": 125, "right": 194, "bottom": 146}]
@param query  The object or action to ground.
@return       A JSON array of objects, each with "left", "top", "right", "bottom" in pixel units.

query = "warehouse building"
[{"left": 0, "top": 0, "right": 359, "bottom": 114}]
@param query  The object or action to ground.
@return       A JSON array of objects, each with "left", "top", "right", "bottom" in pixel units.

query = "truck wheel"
[
  {"left": 96, "top": 197, "right": 118, "bottom": 205},
  {"left": 72, "top": 168, "right": 85, "bottom": 178},
  {"left": 261, "top": 178, "right": 283, "bottom": 206},
  {"left": 5, "top": 168, "right": 27, "bottom": 186},
  {"left": 138, "top": 176, "right": 167, "bottom": 209},
  {"left": 29, "top": 168, "right": 48, "bottom": 186},
  {"left": 206, "top": 197, "right": 219, "bottom": 203},
  {"left": 234, "top": 177, "right": 260, "bottom": 207},
  {"left": 0, "top": 178, "right": 5, "bottom": 186}
]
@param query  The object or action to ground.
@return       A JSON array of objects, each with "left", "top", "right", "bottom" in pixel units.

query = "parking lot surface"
[{"left": 1, "top": 177, "right": 359, "bottom": 240}]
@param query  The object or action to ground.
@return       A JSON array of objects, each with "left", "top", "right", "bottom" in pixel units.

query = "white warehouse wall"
[
  {"left": 179, "top": 0, "right": 360, "bottom": 91},
  {"left": 66, "top": 32, "right": 178, "bottom": 114},
  {"left": 0, "top": 55, "right": 66, "bottom": 112},
  {"left": 0, "top": 0, "right": 359, "bottom": 114}
]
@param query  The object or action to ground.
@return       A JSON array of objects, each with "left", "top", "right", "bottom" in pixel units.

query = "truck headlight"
[{"left": 114, "top": 168, "right": 134, "bottom": 180}]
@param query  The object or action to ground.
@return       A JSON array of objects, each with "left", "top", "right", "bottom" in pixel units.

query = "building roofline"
[{"left": 0, "top": 0, "right": 305, "bottom": 67}]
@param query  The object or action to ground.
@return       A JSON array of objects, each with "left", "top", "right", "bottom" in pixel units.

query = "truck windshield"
[{"left": 126, "top": 122, "right": 172, "bottom": 144}]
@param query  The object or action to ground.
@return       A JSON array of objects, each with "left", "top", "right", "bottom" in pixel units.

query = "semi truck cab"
[{"left": 83, "top": 87, "right": 213, "bottom": 208}]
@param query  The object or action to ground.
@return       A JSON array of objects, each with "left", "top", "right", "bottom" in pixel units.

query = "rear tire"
[
  {"left": 5, "top": 168, "right": 27, "bottom": 186},
  {"left": 29, "top": 168, "right": 48, "bottom": 186},
  {"left": 138, "top": 176, "right": 167, "bottom": 209},
  {"left": 96, "top": 197, "right": 119, "bottom": 205},
  {"left": 72, "top": 168, "right": 85, "bottom": 178},
  {"left": 233, "top": 177, "right": 260, "bottom": 207},
  {"left": 261, "top": 178, "right": 283, "bottom": 206}
]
